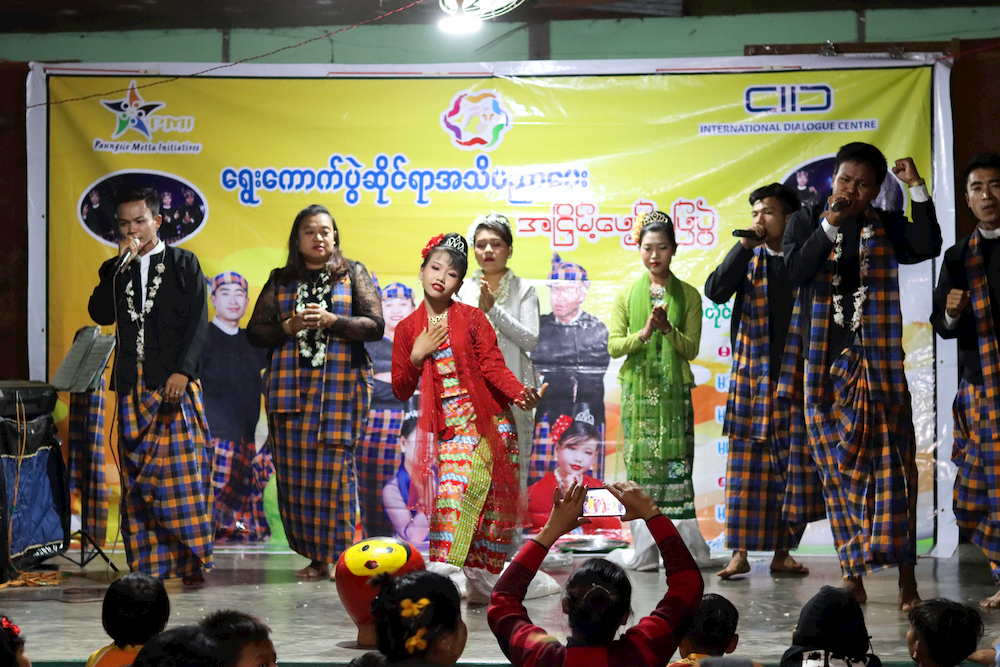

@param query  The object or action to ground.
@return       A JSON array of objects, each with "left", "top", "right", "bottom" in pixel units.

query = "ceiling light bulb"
[{"left": 439, "top": 11, "right": 482, "bottom": 34}]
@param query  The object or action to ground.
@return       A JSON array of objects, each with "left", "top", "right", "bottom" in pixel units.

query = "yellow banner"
[{"left": 46, "top": 65, "right": 934, "bottom": 547}]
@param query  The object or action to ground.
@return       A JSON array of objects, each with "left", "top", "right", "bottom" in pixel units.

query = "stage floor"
[{"left": 5, "top": 543, "right": 1000, "bottom": 665}]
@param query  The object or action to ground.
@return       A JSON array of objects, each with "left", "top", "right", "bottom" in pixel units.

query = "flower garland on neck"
[
  {"left": 124, "top": 260, "right": 165, "bottom": 360},
  {"left": 295, "top": 270, "right": 332, "bottom": 367},
  {"left": 831, "top": 223, "right": 873, "bottom": 332},
  {"left": 471, "top": 268, "right": 511, "bottom": 308}
]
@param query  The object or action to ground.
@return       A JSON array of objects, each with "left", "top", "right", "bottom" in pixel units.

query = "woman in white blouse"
[{"left": 458, "top": 213, "right": 540, "bottom": 494}]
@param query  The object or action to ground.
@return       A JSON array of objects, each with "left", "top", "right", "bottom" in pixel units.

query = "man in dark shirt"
[
  {"left": 87, "top": 187, "right": 213, "bottom": 587},
  {"left": 529, "top": 254, "right": 610, "bottom": 485},
  {"left": 706, "top": 183, "right": 812, "bottom": 580},
  {"left": 200, "top": 271, "right": 271, "bottom": 541},
  {"left": 931, "top": 153, "right": 1000, "bottom": 608},
  {"left": 783, "top": 142, "right": 940, "bottom": 610}
]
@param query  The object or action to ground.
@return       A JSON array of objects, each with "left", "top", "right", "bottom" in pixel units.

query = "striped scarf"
[
  {"left": 800, "top": 208, "right": 905, "bottom": 404},
  {"left": 724, "top": 247, "right": 772, "bottom": 441},
  {"left": 966, "top": 230, "right": 1000, "bottom": 505}
]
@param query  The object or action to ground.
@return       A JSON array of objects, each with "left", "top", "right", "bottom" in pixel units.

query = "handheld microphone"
[
  {"left": 830, "top": 199, "right": 850, "bottom": 213},
  {"left": 733, "top": 229, "right": 764, "bottom": 239},
  {"left": 115, "top": 239, "right": 151, "bottom": 274}
]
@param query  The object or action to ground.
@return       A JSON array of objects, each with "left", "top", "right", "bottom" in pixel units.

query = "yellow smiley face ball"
[{"left": 342, "top": 537, "right": 412, "bottom": 577}]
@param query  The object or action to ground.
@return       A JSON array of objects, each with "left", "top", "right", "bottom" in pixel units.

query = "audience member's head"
[
  {"left": 907, "top": 598, "right": 983, "bottom": 667},
  {"left": 561, "top": 558, "right": 632, "bottom": 645},
  {"left": 681, "top": 593, "right": 741, "bottom": 657},
  {"left": 370, "top": 570, "right": 465, "bottom": 665},
  {"left": 199, "top": 610, "right": 276, "bottom": 667},
  {"left": 131, "top": 626, "right": 224, "bottom": 667},
  {"left": 780, "top": 586, "right": 880, "bottom": 667},
  {"left": 103, "top": 573, "right": 170, "bottom": 648},
  {"left": 0, "top": 615, "right": 28, "bottom": 667}
]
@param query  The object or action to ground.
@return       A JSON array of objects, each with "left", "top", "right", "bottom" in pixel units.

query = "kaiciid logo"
[{"left": 744, "top": 84, "right": 834, "bottom": 115}]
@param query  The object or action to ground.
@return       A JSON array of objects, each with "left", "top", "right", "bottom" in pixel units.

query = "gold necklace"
[{"left": 428, "top": 312, "right": 447, "bottom": 326}]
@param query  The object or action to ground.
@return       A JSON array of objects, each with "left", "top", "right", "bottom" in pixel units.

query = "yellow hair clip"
[
  {"left": 400, "top": 597, "right": 431, "bottom": 619},
  {"left": 405, "top": 627, "right": 428, "bottom": 654}
]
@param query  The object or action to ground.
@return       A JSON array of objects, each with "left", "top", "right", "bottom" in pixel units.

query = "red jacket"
[
  {"left": 392, "top": 300, "right": 523, "bottom": 436},
  {"left": 488, "top": 514, "right": 704, "bottom": 667}
]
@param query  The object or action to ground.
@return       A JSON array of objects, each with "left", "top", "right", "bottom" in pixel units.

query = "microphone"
[
  {"left": 115, "top": 239, "right": 151, "bottom": 274},
  {"left": 733, "top": 229, "right": 764, "bottom": 239},
  {"left": 830, "top": 199, "right": 850, "bottom": 213}
]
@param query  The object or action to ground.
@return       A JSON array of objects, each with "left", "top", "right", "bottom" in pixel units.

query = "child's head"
[
  {"left": 0, "top": 616, "right": 28, "bottom": 667},
  {"left": 103, "top": 573, "right": 170, "bottom": 648},
  {"left": 399, "top": 411, "right": 419, "bottom": 471},
  {"left": 370, "top": 570, "right": 465, "bottom": 665},
  {"left": 681, "top": 594, "right": 740, "bottom": 657},
  {"left": 791, "top": 586, "right": 870, "bottom": 660},
  {"left": 907, "top": 599, "right": 983, "bottom": 667},
  {"left": 199, "top": 610, "right": 276, "bottom": 667},
  {"left": 561, "top": 558, "right": 632, "bottom": 644},
  {"left": 131, "top": 626, "right": 224, "bottom": 667},
  {"left": 419, "top": 233, "right": 469, "bottom": 299}
]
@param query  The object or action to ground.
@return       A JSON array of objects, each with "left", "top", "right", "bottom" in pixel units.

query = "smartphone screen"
[{"left": 583, "top": 488, "right": 625, "bottom": 517}]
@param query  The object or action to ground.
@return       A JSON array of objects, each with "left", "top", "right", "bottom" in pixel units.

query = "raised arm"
[
  {"left": 705, "top": 242, "right": 753, "bottom": 305},
  {"left": 327, "top": 262, "right": 385, "bottom": 342},
  {"left": 246, "top": 277, "right": 286, "bottom": 348},
  {"left": 930, "top": 247, "right": 973, "bottom": 341},
  {"left": 884, "top": 189, "right": 942, "bottom": 264}
]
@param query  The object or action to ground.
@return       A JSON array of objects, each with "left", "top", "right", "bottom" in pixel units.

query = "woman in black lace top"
[{"left": 247, "top": 204, "right": 383, "bottom": 579}]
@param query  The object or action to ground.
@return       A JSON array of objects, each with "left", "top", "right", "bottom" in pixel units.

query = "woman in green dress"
[{"left": 608, "top": 211, "right": 710, "bottom": 568}]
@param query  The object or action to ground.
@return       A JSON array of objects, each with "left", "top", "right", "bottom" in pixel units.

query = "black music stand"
[{"left": 51, "top": 327, "right": 119, "bottom": 572}]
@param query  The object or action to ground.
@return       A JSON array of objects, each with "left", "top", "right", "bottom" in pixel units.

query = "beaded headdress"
[
  {"left": 467, "top": 212, "right": 512, "bottom": 249},
  {"left": 631, "top": 210, "right": 672, "bottom": 245}
]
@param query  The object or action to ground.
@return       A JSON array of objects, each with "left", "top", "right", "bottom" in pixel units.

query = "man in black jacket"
[
  {"left": 706, "top": 183, "right": 814, "bottom": 580},
  {"left": 88, "top": 187, "right": 213, "bottom": 587},
  {"left": 783, "top": 142, "right": 940, "bottom": 610},
  {"left": 931, "top": 153, "right": 1000, "bottom": 608}
]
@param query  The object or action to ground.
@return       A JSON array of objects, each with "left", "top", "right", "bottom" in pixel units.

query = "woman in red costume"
[{"left": 392, "top": 233, "right": 545, "bottom": 590}]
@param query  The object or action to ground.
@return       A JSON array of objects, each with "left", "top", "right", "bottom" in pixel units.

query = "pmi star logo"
[
  {"left": 440, "top": 89, "right": 512, "bottom": 152},
  {"left": 100, "top": 80, "right": 165, "bottom": 140}
]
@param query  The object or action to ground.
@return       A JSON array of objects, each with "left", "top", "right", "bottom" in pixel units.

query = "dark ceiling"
[{"left": 1, "top": 0, "right": 994, "bottom": 33}]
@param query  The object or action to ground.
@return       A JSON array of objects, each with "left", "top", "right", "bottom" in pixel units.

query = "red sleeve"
[
  {"left": 391, "top": 316, "right": 422, "bottom": 401},
  {"left": 614, "top": 514, "right": 704, "bottom": 667},
  {"left": 469, "top": 306, "right": 523, "bottom": 405},
  {"left": 488, "top": 539, "right": 567, "bottom": 667}
]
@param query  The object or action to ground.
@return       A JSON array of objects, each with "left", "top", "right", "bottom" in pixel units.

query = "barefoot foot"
[
  {"left": 717, "top": 551, "right": 751, "bottom": 579},
  {"left": 182, "top": 571, "right": 206, "bottom": 589},
  {"left": 296, "top": 560, "right": 330, "bottom": 579},
  {"left": 980, "top": 590, "right": 1000, "bottom": 609},
  {"left": 843, "top": 576, "right": 867, "bottom": 604},
  {"left": 770, "top": 552, "right": 809, "bottom": 576}
]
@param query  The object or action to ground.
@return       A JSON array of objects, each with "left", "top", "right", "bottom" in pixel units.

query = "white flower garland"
[
  {"left": 124, "top": 261, "right": 165, "bottom": 360},
  {"left": 831, "top": 224, "right": 872, "bottom": 332},
  {"left": 295, "top": 271, "right": 332, "bottom": 367}
]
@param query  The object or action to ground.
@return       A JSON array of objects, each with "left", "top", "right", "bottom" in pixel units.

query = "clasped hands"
[
  {"left": 285, "top": 303, "right": 337, "bottom": 335},
  {"left": 640, "top": 305, "right": 672, "bottom": 341},
  {"left": 478, "top": 276, "right": 496, "bottom": 313}
]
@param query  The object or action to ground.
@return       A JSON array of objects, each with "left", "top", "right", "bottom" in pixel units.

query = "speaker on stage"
[{"left": 0, "top": 382, "right": 70, "bottom": 580}]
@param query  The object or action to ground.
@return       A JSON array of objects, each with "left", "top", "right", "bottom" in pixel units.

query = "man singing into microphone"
[
  {"left": 783, "top": 143, "right": 940, "bottom": 609},
  {"left": 706, "top": 183, "right": 819, "bottom": 580},
  {"left": 88, "top": 187, "right": 213, "bottom": 588}
]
